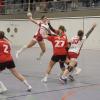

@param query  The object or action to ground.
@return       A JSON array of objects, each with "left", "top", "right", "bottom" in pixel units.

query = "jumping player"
[
  {"left": 41, "top": 25, "right": 68, "bottom": 82},
  {"left": 59, "top": 23, "right": 96, "bottom": 83},
  {"left": 0, "top": 31, "right": 32, "bottom": 93},
  {"left": 16, "top": 13, "right": 51, "bottom": 60}
]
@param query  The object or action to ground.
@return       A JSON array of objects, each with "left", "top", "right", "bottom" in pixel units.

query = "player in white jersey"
[
  {"left": 59, "top": 23, "right": 96, "bottom": 84},
  {"left": 16, "top": 13, "right": 51, "bottom": 60}
]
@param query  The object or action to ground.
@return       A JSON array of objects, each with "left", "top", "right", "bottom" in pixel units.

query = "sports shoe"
[
  {"left": 59, "top": 77, "right": 67, "bottom": 84},
  {"left": 41, "top": 77, "right": 47, "bottom": 83},
  {"left": 0, "top": 82, "right": 8, "bottom": 93},
  {"left": 68, "top": 75, "right": 75, "bottom": 81},
  {"left": 27, "top": 85, "right": 32, "bottom": 92},
  {"left": 74, "top": 67, "right": 82, "bottom": 75}
]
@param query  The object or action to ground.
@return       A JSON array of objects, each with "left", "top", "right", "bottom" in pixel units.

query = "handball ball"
[{"left": 27, "top": 12, "right": 32, "bottom": 17}]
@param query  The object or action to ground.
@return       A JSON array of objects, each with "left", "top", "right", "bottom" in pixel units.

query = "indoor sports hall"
[{"left": 0, "top": 0, "right": 100, "bottom": 100}]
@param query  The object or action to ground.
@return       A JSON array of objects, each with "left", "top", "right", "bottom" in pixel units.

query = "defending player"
[
  {"left": 48, "top": 21, "right": 78, "bottom": 75},
  {"left": 16, "top": 13, "right": 51, "bottom": 60},
  {"left": 0, "top": 31, "right": 32, "bottom": 93},
  {"left": 59, "top": 23, "right": 96, "bottom": 83},
  {"left": 41, "top": 25, "right": 68, "bottom": 82}
]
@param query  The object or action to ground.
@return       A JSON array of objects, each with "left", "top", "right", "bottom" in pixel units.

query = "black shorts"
[
  {"left": 51, "top": 55, "right": 67, "bottom": 62},
  {"left": 0, "top": 60, "right": 16, "bottom": 71}
]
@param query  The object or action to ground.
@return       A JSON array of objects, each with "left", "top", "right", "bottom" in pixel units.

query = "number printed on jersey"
[
  {"left": 55, "top": 40, "right": 65, "bottom": 47},
  {"left": 3, "top": 44, "right": 9, "bottom": 53},
  {"left": 72, "top": 39, "right": 79, "bottom": 44}
]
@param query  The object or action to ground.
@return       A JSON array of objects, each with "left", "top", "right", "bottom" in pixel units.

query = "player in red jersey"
[
  {"left": 41, "top": 25, "right": 69, "bottom": 82},
  {"left": 0, "top": 31, "right": 32, "bottom": 93},
  {"left": 59, "top": 23, "right": 96, "bottom": 84},
  {"left": 16, "top": 13, "right": 51, "bottom": 60}
]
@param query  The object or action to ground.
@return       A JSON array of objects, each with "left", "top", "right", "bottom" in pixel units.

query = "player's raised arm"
[
  {"left": 85, "top": 23, "right": 96, "bottom": 39},
  {"left": 47, "top": 19, "right": 58, "bottom": 34},
  {"left": 27, "top": 12, "right": 38, "bottom": 25}
]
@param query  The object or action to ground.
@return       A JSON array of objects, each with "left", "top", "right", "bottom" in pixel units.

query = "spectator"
[
  {"left": 72, "top": 0, "right": 79, "bottom": 8},
  {"left": 0, "top": 0, "right": 4, "bottom": 14}
]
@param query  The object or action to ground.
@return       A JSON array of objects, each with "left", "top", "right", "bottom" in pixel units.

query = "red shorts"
[
  {"left": 68, "top": 52, "right": 79, "bottom": 59},
  {"left": 33, "top": 34, "right": 43, "bottom": 42},
  {"left": 65, "top": 52, "right": 78, "bottom": 66}
]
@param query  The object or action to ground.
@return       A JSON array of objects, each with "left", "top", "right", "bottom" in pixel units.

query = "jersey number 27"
[{"left": 55, "top": 40, "right": 65, "bottom": 47}]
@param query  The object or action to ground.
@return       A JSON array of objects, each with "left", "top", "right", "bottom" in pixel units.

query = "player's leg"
[
  {"left": 0, "top": 81, "right": 8, "bottom": 93},
  {"left": 0, "top": 63, "right": 8, "bottom": 93},
  {"left": 16, "top": 39, "right": 37, "bottom": 58},
  {"left": 60, "top": 59, "right": 77, "bottom": 83},
  {"left": 41, "top": 60, "right": 56, "bottom": 82},
  {"left": 7, "top": 61, "right": 32, "bottom": 91},
  {"left": 37, "top": 40, "right": 46, "bottom": 60},
  {"left": 0, "top": 70, "right": 8, "bottom": 93},
  {"left": 59, "top": 57, "right": 70, "bottom": 76},
  {"left": 74, "top": 66, "right": 82, "bottom": 75},
  {"left": 41, "top": 55, "right": 58, "bottom": 82}
]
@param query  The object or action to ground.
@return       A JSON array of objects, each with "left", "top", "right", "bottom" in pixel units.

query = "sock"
[
  {"left": 18, "top": 45, "right": 27, "bottom": 53},
  {"left": 0, "top": 81, "right": 7, "bottom": 90},
  {"left": 61, "top": 75, "right": 67, "bottom": 79},
  {"left": 23, "top": 80, "right": 31, "bottom": 88},
  {"left": 37, "top": 51, "right": 44, "bottom": 60},
  {"left": 44, "top": 74, "right": 49, "bottom": 79}
]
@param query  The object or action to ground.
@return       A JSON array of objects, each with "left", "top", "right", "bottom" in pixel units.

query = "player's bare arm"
[
  {"left": 86, "top": 23, "right": 96, "bottom": 38},
  {"left": 27, "top": 12, "right": 38, "bottom": 25}
]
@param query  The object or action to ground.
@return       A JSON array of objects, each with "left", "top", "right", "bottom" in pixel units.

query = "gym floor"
[{"left": 0, "top": 47, "right": 100, "bottom": 100}]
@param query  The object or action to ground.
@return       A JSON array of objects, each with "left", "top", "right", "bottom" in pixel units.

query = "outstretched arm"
[
  {"left": 27, "top": 12, "right": 39, "bottom": 25},
  {"left": 47, "top": 19, "right": 58, "bottom": 34},
  {"left": 48, "top": 22, "right": 56, "bottom": 33},
  {"left": 86, "top": 23, "right": 96, "bottom": 39}
]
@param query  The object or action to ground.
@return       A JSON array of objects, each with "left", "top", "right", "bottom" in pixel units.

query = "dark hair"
[
  {"left": 0, "top": 31, "right": 5, "bottom": 39},
  {"left": 41, "top": 15, "right": 46, "bottom": 19},
  {"left": 59, "top": 25, "right": 66, "bottom": 32},
  {"left": 77, "top": 30, "right": 84, "bottom": 40}
]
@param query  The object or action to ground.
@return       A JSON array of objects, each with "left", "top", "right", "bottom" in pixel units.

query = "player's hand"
[{"left": 92, "top": 23, "right": 96, "bottom": 28}]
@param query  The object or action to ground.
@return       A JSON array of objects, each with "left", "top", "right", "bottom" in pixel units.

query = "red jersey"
[
  {"left": 0, "top": 39, "right": 13, "bottom": 63},
  {"left": 47, "top": 35, "right": 68, "bottom": 55}
]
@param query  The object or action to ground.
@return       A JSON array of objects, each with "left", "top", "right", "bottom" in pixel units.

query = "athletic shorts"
[
  {"left": 68, "top": 52, "right": 79, "bottom": 59},
  {"left": 51, "top": 55, "right": 67, "bottom": 62},
  {"left": 0, "top": 60, "right": 16, "bottom": 71},
  {"left": 33, "top": 34, "right": 43, "bottom": 42}
]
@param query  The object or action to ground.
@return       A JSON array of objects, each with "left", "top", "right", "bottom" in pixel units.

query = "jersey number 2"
[{"left": 3, "top": 44, "right": 9, "bottom": 53}]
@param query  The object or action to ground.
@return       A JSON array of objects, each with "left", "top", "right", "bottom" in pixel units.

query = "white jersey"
[
  {"left": 36, "top": 22, "right": 50, "bottom": 37},
  {"left": 69, "top": 36, "right": 86, "bottom": 54}
]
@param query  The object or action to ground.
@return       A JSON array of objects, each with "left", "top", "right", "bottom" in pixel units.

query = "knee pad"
[
  {"left": 59, "top": 61, "right": 65, "bottom": 69},
  {"left": 67, "top": 66, "right": 73, "bottom": 72}
]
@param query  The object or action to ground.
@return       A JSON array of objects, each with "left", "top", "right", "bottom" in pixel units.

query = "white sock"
[
  {"left": 44, "top": 74, "right": 49, "bottom": 79},
  {"left": 18, "top": 45, "right": 27, "bottom": 53},
  {"left": 0, "top": 81, "right": 7, "bottom": 90},
  {"left": 37, "top": 51, "right": 44, "bottom": 60},
  {"left": 23, "top": 80, "right": 31, "bottom": 88},
  {"left": 61, "top": 75, "right": 67, "bottom": 79}
]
